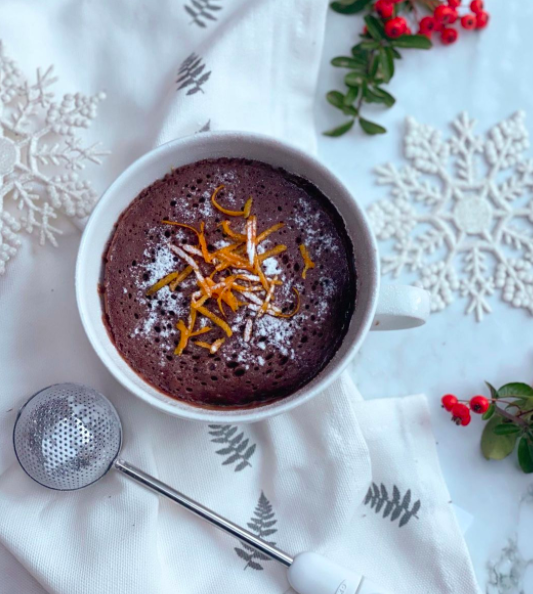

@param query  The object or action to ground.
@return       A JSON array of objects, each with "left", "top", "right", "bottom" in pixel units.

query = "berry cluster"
[
  {"left": 441, "top": 394, "right": 490, "bottom": 426},
  {"left": 373, "top": 0, "right": 490, "bottom": 45},
  {"left": 439, "top": 382, "right": 533, "bottom": 474},
  {"left": 326, "top": 0, "right": 491, "bottom": 138}
]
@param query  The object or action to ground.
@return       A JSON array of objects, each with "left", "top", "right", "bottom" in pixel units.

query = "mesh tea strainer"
[{"left": 12, "top": 382, "right": 387, "bottom": 594}]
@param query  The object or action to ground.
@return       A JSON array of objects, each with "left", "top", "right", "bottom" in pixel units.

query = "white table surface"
[{"left": 316, "top": 1, "right": 533, "bottom": 591}]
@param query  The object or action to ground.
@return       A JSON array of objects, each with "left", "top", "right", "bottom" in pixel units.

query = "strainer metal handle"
[
  {"left": 114, "top": 460, "right": 387, "bottom": 594},
  {"left": 114, "top": 458, "right": 294, "bottom": 566}
]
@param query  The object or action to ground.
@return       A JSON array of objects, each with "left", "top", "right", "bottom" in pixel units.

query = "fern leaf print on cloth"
[
  {"left": 208, "top": 424, "right": 256, "bottom": 471},
  {"left": 364, "top": 483, "right": 421, "bottom": 528},
  {"left": 234, "top": 492, "right": 278, "bottom": 571},
  {"left": 184, "top": 0, "right": 223, "bottom": 28},
  {"left": 196, "top": 119, "right": 211, "bottom": 133},
  {"left": 176, "top": 53, "right": 211, "bottom": 95}
]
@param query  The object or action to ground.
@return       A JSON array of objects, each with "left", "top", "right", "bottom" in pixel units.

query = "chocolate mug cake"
[{"left": 102, "top": 158, "right": 356, "bottom": 408}]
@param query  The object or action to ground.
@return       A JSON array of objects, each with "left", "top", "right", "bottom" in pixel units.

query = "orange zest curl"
[
  {"left": 259, "top": 244, "right": 287, "bottom": 262},
  {"left": 258, "top": 276, "right": 278, "bottom": 317},
  {"left": 146, "top": 271, "right": 181, "bottom": 296},
  {"left": 195, "top": 338, "right": 225, "bottom": 354},
  {"left": 161, "top": 221, "right": 200, "bottom": 236},
  {"left": 170, "top": 265, "right": 194, "bottom": 291},
  {"left": 273, "top": 287, "right": 300, "bottom": 319},
  {"left": 196, "top": 305, "right": 233, "bottom": 337},
  {"left": 219, "top": 221, "right": 246, "bottom": 241},
  {"left": 211, "top": 185, "right": 253, "bottom": 218},
  {"left": 299, "top": 244, "right": 315, "bottom": 279},
  {"left": 174, "top": 320, "right": 190, "bottom": 356},
  {"left": 190, "top": 326, "right": 212, "bottom": 337},
  {"left": 256, "top": 222, "right": 284, "bottom": 244}
]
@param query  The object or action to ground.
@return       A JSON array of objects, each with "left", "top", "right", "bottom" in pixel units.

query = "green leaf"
[
  {"left": 351, "top": 46, "right": 370, "bottom": 60},
  {"left": 518, "top": 438, "right": 533, "bottom": 473},
  {"left": 343, "top": 86, "right": 359, "bottom": 106},
  {"left": 364, "top": 15, "right": 386, "bottom": 40},
  {"left": 481, "top": 416, "right": 519, "bottom": 460},
  {"left": 482, "top": 403, "right": 495, "bottom": 420},
  {"left": 359, "top": 117, "right": 386, "bottom": 135},
  {"left": 330, "top": 0, "right": 372, "bottom": 14},
  {"left": 345, "top": 72, "right": 364, "bottom": 87},
  {"left": 486, "top": 381, "right": 500, "bottom": 400},
  {"left": 378, "top": 47, "right": 395, "bottom": 83},
  {"left": 326, "top": 91, "right": 344, "bottom": 109},
  {"left": 498, "top": 382, "right": 533, "bottom": 400},
  {"left": 391, "top": 34, "right": 432, "bottom": 49},
  {"left": 373, "top": 86, "right": 396, "bottom": 107},
  {"left": 390, "top": 47, "right": 402, "bottom": 59},
  {"left": 323, "top": 119, "right": 355, "bottom": 137},
  {"left": 359, "top": 40, "right": 380, "bottom": 50},
  {"left": 363, "top": 86, "right": 392, "bottom": 106},
  {"left": 331, "top": 56, "right": 367, "bottom": 69},
  {"left": 342, "top": 105, "right": 359, "bottom": 117},
  {"left": 493, "top": 424, "right": 521, "bottom": 436},
  {"left": 369, "top": 55, "right": 379, "bottom": 78}
]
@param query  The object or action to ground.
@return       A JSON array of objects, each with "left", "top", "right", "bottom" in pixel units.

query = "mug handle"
[{"left": 371, "top": 284, "right": 430, "bottom": 331}]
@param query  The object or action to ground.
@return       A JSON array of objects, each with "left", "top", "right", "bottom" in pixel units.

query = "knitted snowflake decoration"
[
  {"left": 368, "top": 112, "right": 533, "bottom": 321},
  {"left": 0, "top": 42, "right": 108, "bottom": 274}
]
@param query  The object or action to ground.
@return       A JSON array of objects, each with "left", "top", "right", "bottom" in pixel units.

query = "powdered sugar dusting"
[
  {"left": 130, "top": 236, "right": 190, "bottom": 340},
  {"left": 262, "top": 256, "right": 282, "bottom": 275},
  {"left": 255, "top": 314, "right": 295, "bottom": 358},
  {"left": 295, "top": 196, "right": 339, "bottom": 256}
]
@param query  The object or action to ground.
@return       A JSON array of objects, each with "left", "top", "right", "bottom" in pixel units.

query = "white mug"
[{"left": 76, "top": 132, "right": 429, "bottom": 423}]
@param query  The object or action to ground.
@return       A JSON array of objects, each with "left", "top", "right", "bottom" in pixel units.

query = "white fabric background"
[{"left": 0, "top": 1, "right": 477, "bottom": 593}]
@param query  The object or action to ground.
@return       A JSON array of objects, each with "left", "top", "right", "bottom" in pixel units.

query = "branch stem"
[{"left": 494, "top": 405, "right": 530, "bottom": 430}]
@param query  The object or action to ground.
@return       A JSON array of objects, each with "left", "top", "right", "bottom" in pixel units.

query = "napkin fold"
[{"left": 0, "top": 1, "right": 478, "bottom": 593}]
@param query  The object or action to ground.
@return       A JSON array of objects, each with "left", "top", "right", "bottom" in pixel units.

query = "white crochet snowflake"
[
  {"left": 0, "top": 42, "right": 108, "bottom": 274},
  {"left": 368, "top": 111, "right": 533, "bottom": 321}
]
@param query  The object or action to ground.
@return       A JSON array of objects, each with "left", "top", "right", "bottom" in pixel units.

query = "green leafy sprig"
[
  {"left": 325, "top": 2, "right": 432, "bottom": 137},
  {"left": 480, "top": 382, "right": 533, "bottom": 474}
]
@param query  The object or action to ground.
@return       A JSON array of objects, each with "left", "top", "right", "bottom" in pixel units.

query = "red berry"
[
  {"left": 470, "top": 0, "right": 484, "bottom": 13},
  {"left": 441, "top": 394, "right": 458, "bottom": 411},
  {"left": 461, "top": 14, "right": 477, "bottom": 29},
  {"left": 390, "top": 0, "right": 403, "bottom": 3},
  {"left": 441, "top": 27, "right": 459, "bottom": 44},
  {"left": 375, "top": 0, "right": 394, "bottom": 19},
  {"left": 419, "top": 16, "right": 437, "bottom": 33},
  {"left": 448, "top": 0, "right": 461, "bottom": 6},
  {"left": 451, "top": 403, "right": 471, "bottom": 425},
  {"left": 460, "top": 414, "right": 472, "bottom": 426},
  {"left": 452, "top": 403, "right": 470, "bottom": 418},
  {"left": 434, "top": 5, "right": 458, "bottom": 24},
  {"left": 385, "top": 16, "right": 407, "bottom": 38},
  {"left": 404, "top": 26, "right": 412, "bottom": 35},
  {"left": 475, "top": 11, "right": 490, "bottom": 28},
  {"left": 363, "top": 25, "right": 369, "bottom": 35},
  {"left": 470, "top": 395, "right": 490, "bottom": 414}
]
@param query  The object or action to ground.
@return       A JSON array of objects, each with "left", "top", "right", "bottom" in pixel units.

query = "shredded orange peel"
[
  {"left": 299, "top": 244, "right": 315, "bottom": 279},
  {"left": 195, "top": 338, "right": 225, "bottom": 354},
  {"left": 147, "top": 185, "right": 305, "bottom": 356},
  {"left": 146, "top": 271, "right": 181, "bottom": 296},
  {"left": 211, "top": 185, "right": 253, "bottom": 218}
]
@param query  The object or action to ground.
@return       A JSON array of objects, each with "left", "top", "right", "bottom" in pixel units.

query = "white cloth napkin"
[{"left": 0, "top": 1, "right": 478, "bottom": 593}]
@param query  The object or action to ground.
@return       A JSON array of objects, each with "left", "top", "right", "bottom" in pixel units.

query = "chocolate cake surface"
[{"left": 102, "top": 158, "right": 356, "bottom": 408}]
